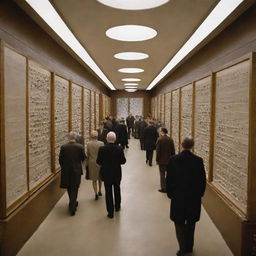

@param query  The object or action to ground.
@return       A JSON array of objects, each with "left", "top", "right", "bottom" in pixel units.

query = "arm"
[
  {"left": 96, "top": 147, "right": 103, "bottom": 165},
  {"left": 81, "top": 146, "right": 87, "bottom": 162},
  {"left": 156, "top": 138, "right": 160, "bottom": 164},
  {"left": 199, "top": 158, "right": 206, "bottom": 197},
  {"left": 166, "top": 159, "right": 175, "bottom": 199},
  {"left": 119, "top": 148, "right": 126, "bottom": 165},
  {"left": 59, "top": 146, "right": 64, "bottom": 166},
  {"left": 171, "top": 139, "right": 175, "bottom": 155}
]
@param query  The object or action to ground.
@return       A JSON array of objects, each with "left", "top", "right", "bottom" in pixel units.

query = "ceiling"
[{"left": 15, "top": 0, "right": 254, "bottom": 90}]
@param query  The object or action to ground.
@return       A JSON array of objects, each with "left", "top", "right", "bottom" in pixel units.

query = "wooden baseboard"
[{"left": 0, "top": 173, "right": 64, "bottom": 256}]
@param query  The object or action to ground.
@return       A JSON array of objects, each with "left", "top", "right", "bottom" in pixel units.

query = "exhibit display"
[
  {"left": 164, "top": 92, "right": 171, "bottom": 135},
  {"left": 71, "top": 83, "right": 82, "bottom": 134},
  {"left": 171, "top": 89, "right": 180, "bottom": 152},
  {"left": 116, "top": 98, "right": 129, "bottom": 118},
  {"left": 130, "top": 98, "right": 143, "bottom": 116},
  {"left": 84, "top": 89, "right": 91, "bottom": 143},
  {"left": 95, "top": 93, "right": 100, "bottom": 126},
  {"left": 90, "top": 91, "right": 95, "bottom": 131}
]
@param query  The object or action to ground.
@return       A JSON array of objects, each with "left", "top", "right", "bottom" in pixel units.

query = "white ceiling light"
[
  {"left": 114, "top": 52, "right": 149, "bottom": 60},
  {"left": 97, "top": 0, "right": 169, "bottom": 10},
  {"left": 125, "top": 88, "right": 137, "bottom": 92},
  {"left": 125, "top": 86, "right": 137, "bottom": 89},
  {"left": 124, "top": 83, "right": 139, "bottom": 86},
  {"left": 106, "top": 25, "right": 157, "bottom": 42},
  {"left": 147, "top": 0, "right": 244, "bottom": 90},
  {"left": 25, "top": 0, "right": 116, "bottom": 90},
  {"left": 118, "top": 68, "right": 144, "bottom": 73},
  {"left": 122, "top": 78, "right": 141, "bottom": 82}
]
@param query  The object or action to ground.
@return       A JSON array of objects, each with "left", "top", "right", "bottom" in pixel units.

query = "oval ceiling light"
[
  {"left": 118, "top": 68, "right": 144, "bottom": 73},
  {"left": 125, "top": 88, "right": 137, "bottom": 92},
  {"left": 97, "top": 0, "right": 169, "bottom": 10},
  {"left": 106, "top": 25, "right": 157, "bottom": 42},
  {"left": 125, "top": 86, "right": 137, "bottom": 89},
  {"left": 114, "top": 52, "right": 149, "bottom": 60},
  {"left": 124, "top": 83, "right": 138, "bottom": 86},
  {"left": 122, "top": 78, "right": 141, "bottom": 82}
]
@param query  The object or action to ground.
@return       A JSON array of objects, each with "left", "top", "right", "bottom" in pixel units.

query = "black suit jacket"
[
  {"left": 166, "top": 150, "right": 206, "bottom": 223},
  {"left": 115, "top": 124, "right": 128, "bottom": 146},
  {"left": 59, "top": 141, "right": 86, "bottom": 189},
  {"left": 96, "top": 143, "right": 126, "bottom": 183},
  {"left": 156, "top": 135, "right": 175, "bottom": 165},
  {"left": 97, "top": 128, "right": 108, "bottom": 144},
  {"left": 143, "top": 125, "right": 159, "bottom": 150},
  {"left": 138, "top": 120, "right": 148, "bottom": 139}
]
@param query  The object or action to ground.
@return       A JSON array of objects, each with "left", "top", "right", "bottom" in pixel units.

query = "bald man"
[{"left": 96, "top": 132, "right": 126, "bottom": 218}]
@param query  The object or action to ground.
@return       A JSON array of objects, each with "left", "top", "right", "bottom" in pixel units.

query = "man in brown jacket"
[{"left": 156, "top": 127, "right": 175, "bottom": 193}]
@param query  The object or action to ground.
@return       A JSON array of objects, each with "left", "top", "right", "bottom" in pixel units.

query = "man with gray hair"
[
  {"left": 59, "top": 131, "right": 86, "bottom": 216},
  {"left": 166, "top": 137, "right": 206, "bottom": 256},
  {"left": 96, "top": 132, "right": 126, "bottom": 218}
]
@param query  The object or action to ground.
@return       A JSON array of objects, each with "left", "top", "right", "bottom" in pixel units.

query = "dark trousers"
[
  {"left": 128, "top": 126, "right": 134, "bottom": 139},
  {"left": 158, "top": 164, "right": 167, "bottom": 190},
  {"left": 67, "top": 187, "right": 78, "bottom": 213},
  {"left": 146, "top": 150, "right": 153, "bottom": 165},
  {"left": 104, "top": 181, "right": 121, "bottom": 215},
  {"left": 175, "top": 222, "right": 196, "bottom": 253},
  {"left": 140, "top": 139, "right": 144, "bottom": 150}
]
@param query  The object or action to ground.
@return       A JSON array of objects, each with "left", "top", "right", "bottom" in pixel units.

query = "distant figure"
[
  {"left": 96, "top": 132, "right": 126, "bottom": 218},
  {"left": 115, "top": 119, "right": 129, "bottom": 149},
  {"left": 126, "top": 113, "right": 135, "bottom": 139},
  {"left": 156, "top": 127, "right": 175, "bottom": 193},
  {"left": 143, "top": 120, "right": 159, "bottom": 166},
  {"left": 97, "top": 122, "right": 108, "bottom": 144},
  {"left": 59, "top": 131, "right": 86, "bottom": 216},
  {"left": 87, "top": 131, "right": 104, "bottom": 200},
  {"left": 166, "top": 137, "right": 206, "bottom": 256},
  {"left": 105, "top": 117, "right": 113, "bottom": 131},
  {"left": 138, "top": 117, "right": 148, "bottom": 150},
  {"left": 76, "top": 133, "right": 85, "bottom": 146},
  {"left": 134, "top": 116, "right": 140, "bottom": 139}
]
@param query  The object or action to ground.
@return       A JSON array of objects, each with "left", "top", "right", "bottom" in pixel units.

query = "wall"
[
  {"left": 110, "top": 90, "right": 151, "bottom": 118},
  {"left": 0, "top": 2, "right": 110, "bottom": 256},
  {"left": 152, "top": 5, "right": 256, "bottom": 256}
]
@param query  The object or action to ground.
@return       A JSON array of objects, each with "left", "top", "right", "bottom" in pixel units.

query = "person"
[
  {"left": 143, "top": 120, "right": 159, "bottom": 166},
  {"left": 156, "top": 127, "right": 175, "bottom": 193},
  {"left": 87, "top": 131, "right": 104, "bottom": 200},
  {"left": 134, "top": 116, "right": 140, "bottom": 139},
  {"left": 138, "top": 117, "right": 148, "bottom": 150},
  {"left": 59, "top": 131, "right": 86, "bottom": 216},
  {"left": 105, "top": 116, "right": 113, "bottom": 131},
  {"left": 97, "top": 122, "right": 108, "bottom": 144},
  {"left": 126, "top": 113, "right": 135, "bottom": 139},
  {"left": 166, "top": 137, "right": 206, "bottom": 256},
  {"left": 115, "top": 118, "right": 129, "bottom": 149},
  {"left": 76, "top": 133, "right": 85, "bottom": 146},
  {"left": 96, "top": 132, "right": 126, "bottom": 218}
]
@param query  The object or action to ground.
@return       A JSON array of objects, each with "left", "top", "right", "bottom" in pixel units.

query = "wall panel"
[
  {"left": 171, "top": 89, "right": 180, "bottom": 152},
  {"left": 4, "top": 46, "right": 27, "bottom": 208},
  {"left": 213, "top": 60, "right": 250, "bottom": 213},
  {"left": 116, "top": 98, "right": 128, "bottom": 118},
  {"left": 71, "top": 83, "right": 82, "bottom": 134},
  {"left": 129, "top": 98, "right": 143, "bottom": 116},
  {"left": 194, "top": 76, "right": 211, "bottom": 177},
  {"left": 54, "top": 75, "right": 69, "bottom": 170},
  {"left": 83, "top": 89, "right": 90, "bottom": 144},
  {"left": 28, "top": 60, "right": 51, "bottom": 190},
  {"left": 90, "top": 91, "right": 95, "bottom": 131},
  {"left": 95, "top": 93, "right": 99, "bottom": 126},
  {"left": 165, "top": 92, "right": 171, "bottom": 134}
]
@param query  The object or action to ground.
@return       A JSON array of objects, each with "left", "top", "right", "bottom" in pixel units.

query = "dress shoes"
[
  {"left": 115, "top": 207, "right": 120, "bottom": 212},
  {"left": 95, "top": 194, "right": 99, "bottom": 200},
  {"left": 98, "top": 192, "right": 102, "bottom": 196},
  {"left": 149, "top": 163, "right": 152, "bottom": 166},
  {"left": 176, "top": 250, "right": 192, "bottom": 256},
  {"left": 158, "top": 189, "right": 167, "bottom": 193},
  {"left": 107, "top": 213, "right": 114, "bottom": 219}
]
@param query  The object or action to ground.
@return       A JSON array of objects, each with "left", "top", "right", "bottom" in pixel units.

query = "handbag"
[{"left": 85, "top": 165, "right": 90, "bottom": 180}]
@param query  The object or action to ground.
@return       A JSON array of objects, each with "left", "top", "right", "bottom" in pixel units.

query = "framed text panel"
[
  {"left": 95, "top": 93, "right": 99, "bottom": 126},
  {"left": 90, "top": 91, "right": 95, "bottom": 131},
  {"left": 116, "top": 98, "right": 128, "bottom": 119},
  {"left": 130, "top": 98, "right": 143, "bottom": 117},
  {"left": 71, "top": 83, "right": 82, "bottom": 134},
  {"left": 28, "top": 60, "right": 51, "bottom": 189},
  {"left": 165, "top": 92, "right": 171, "bottom": 135},
  {"left": 194, "top": 76, "right": 211, "bottom": 177},
  {"left": 213, "top": 60, "right": 250, "bottom": 212},
  {"left": 84, "top": 89, "right": 90, "bottom": 144},
  {"left": 171, "top": 89, "right": 180, "bottom": 152}
]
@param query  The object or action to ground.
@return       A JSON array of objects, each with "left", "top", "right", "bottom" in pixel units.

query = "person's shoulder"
[{"left": 191, "top": 152, "right": 203, "bottom": 162}]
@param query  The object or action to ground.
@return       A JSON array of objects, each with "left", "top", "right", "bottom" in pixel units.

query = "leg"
[
  {"left": 184, "top": 222, "right": 196, "bottom": 253},
  {"left": 67, "top": 187, "right": 79, "bottom": 215},
  {"left": 98, "top": 179, "right": 102, "bottom": 195},
  {"left": 159, "top": 165, "right": 167, "bottom": 191},
  {"left": 146, "top": 150, "right": 149, "bottom": 163},
  {"left": 92, "top": 181, "right": 98, "bottom": 200},
  {"left": 148, "top": 150, "right": 153, "bottom": 166},
  {"left": 104, "top": 182, "right": 114, "bottom": 217},
  {"left": 113, "top": 181, "right": 121, "bottom": 211},
  {"left": 174, "top": 222, "right": 187, "bottom": 253}
]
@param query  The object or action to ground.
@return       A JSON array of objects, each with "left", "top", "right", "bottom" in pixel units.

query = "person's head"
[
  {"left": 160, "top": 127, "right": 168, "bottom": 136},
  {"left": 182, "top": 137, "right": 194, "bottom": 150},
  {"left": 91, "top": 130, "right": 98, "bottom": 140},
  {"left": 106, "top": 132, "right": 116, "bottom": 143},
  {"left": 68, "top": 131, "right": 77, "bottom": 141}
]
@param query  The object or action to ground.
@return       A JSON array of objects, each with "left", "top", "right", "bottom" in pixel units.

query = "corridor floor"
[{"left": 18, "top": 139, "right": 233, "bottom": 256}]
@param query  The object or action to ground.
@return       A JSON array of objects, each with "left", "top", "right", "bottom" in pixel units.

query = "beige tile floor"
[{"left": 18, "top": 139, "right": 233, "bottom": 256}]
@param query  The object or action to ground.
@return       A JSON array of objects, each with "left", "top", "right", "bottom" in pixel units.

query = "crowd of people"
[{"left": 59, "top": 113, "right": 206, "bottom": 256}]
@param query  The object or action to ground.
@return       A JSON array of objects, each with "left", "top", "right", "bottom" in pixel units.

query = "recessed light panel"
[
  {"left": 125, "top": 88, "right": 137, "bottom": 92},
  {"left": 125, "top": 86, "right": 137, "bottom": 89},
  {"left": 124, "top": 83, "right": 139, "bottom": 86},
  {"left": 122, "top": 78, "right": 141, "bottom": 82},
  {"left": 118, "top": 68, "right": 144, "bottom": 73},
  {"left": 97, "top": 0, "right": 169, "bottom": 10},
  {"left": 114, "top": 52, "right": 149, "bottom": 60},
  {"left": 106, "top": 25, "right": 157, "bottom": 42}
]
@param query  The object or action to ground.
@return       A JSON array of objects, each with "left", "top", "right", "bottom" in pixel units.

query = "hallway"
[{"left": 18, "top": 139, "right": 232, "bottom": 256}]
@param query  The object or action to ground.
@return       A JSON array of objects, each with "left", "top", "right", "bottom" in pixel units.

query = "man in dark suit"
[
  {"left": 156, "top": 127, "right": 175, "bottom": 193},
  {"left": 126, "top": 113, "right": 135, "bottom": 139},
  {"left": 166, "top": 137, "right": 206, "bottom": 256},
  {"left": 59, "top": 131, "right": 87, "bottom": 216},
  {"left": 143, "top": 120, "right": 159, "bottom": 166},
  {"left": 97, "top": 122, "right": 108, "bottom": 144},
  {"left": 76, "top": 133, "right": 85, "bottom": 146},
  {"left": 138, "top": 117, "right": 148, "bottom": 150},
  {"left": 96, "top": 132, "right": 126, "bottom": 218},
  {"left": 115, "top": 119, "right": 129, "bottom": 149}
]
